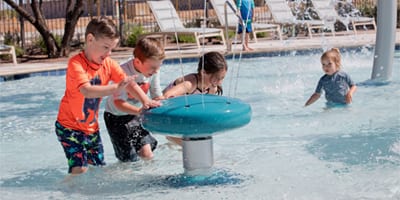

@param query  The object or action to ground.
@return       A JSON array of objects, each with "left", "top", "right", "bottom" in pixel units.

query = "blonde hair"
[{"left": 321, "top": 48, "right": 342, "bottom": 70}]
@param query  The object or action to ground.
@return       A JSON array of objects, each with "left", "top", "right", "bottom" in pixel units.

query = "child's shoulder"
[
  {"left": 99, "top": 57, "right": 120, "bottom": 71},
  {"left": 337, "top": 70, "right": 351, "bottom": 77},
  {"left": 68, "top": 52, "right": 84, "bottom": 63},
  {"left": 184, "top": 73, "right": 198, "bottom": 81}
]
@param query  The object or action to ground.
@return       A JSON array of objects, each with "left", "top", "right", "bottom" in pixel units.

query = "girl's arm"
[
  {"left": 345, "top": 85, "right": 357, "bottom": 104},
  {"left": 163, "top": 75, "right": 196, "bottom": 98},
  {"left": 163, "top": 80, "right": 193, "bottom": 98},
  {"left": 304, "top": 93, "right": 321, "bottom": 106}
]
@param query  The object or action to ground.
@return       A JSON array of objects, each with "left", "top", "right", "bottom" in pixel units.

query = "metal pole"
[
  {"left": 97, "top": 0, "right": 101, "bottom": 17},
  {"left": 182, "top": 137, "right": 214, "bottom": 176},
  {"left": 19, "top": 0, "right": 25, "bottom": 49},
  {"left": 371, "top": 0, "right": 396, "bottom": 81},
  {"left": 118, "top": 0, "right": 124, "bottom": 43}
]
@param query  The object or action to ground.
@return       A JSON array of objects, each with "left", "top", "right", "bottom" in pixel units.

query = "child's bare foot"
[{"left": 242, "top": 46, "right": 254, "bottom": 51}]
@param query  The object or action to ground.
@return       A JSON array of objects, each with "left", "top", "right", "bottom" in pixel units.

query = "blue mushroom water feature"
[
  {"left": 371, "top": 0, "right": 396, "bottom": 81},
  {"left": 141, "top": 94, "right": 252, "bottom": 176}
]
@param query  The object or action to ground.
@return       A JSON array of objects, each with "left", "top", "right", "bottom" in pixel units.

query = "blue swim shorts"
[
  {"left": 238, "top": 21, "right": 253, "bottom": 33},
  {"left": 55, "top": 121, "right": 106, "bottom": 173}
]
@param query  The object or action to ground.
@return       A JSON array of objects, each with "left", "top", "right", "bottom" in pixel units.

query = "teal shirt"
[{"left": 236, "top": 0, "right": 255, "bottom": 22}]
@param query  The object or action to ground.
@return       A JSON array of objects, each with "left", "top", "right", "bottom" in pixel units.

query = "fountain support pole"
[
  {"left": 182, "top": 136, "right": 214, "bottom": 175},
  {"left": 371, "top": 0, "right": 397, "bottom": 81}
]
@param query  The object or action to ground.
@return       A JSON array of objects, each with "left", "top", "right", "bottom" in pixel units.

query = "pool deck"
[{"left": 0, "top": 30, "right": 399, "bottom": 78}]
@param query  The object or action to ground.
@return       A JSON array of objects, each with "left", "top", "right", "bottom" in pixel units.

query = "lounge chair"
[
  {"left": 311, "top": 0, "right": 376, "bottom": 34},
  {"left": 146, "top": 0, "right": 226, "bottom": 49},
  {"left": 209, "top": 0, "right": 282, "bottom": 42},
  {"left": 265, "top": 0, "right": 333, "bottom": 38},
  {"left": 0, "top": 45, "right": 17, "bottom": 65}
]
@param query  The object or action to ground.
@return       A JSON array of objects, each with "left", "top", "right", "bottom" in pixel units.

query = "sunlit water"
[{"left": 1, "top": 49, "right": 399, "bottom": 200}]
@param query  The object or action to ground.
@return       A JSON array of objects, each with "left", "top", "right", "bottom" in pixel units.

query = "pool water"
[{"left": 0, "top": 49, "right": 399, "bottom": 199}]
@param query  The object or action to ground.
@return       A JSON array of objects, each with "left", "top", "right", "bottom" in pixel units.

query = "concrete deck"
[{"left": 0, "top": 30, "right": 399, "bottom": 78}]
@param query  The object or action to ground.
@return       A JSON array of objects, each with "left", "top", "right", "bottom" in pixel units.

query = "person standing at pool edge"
[
  {"left": 104, "top": 37, "right": 165, "bottom": 162},
  {"left": 305, "top": 48, "right": 357, "bottom": 107},
  {"left": 55, "top": 17, "right": 160, "bottom": 175},
  {"left": 236, "top": 0, "right": 255, "bottom": 51}
]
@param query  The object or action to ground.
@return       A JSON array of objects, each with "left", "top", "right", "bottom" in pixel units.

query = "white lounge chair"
[
  {"left": 311, "top": 0, "right": 376, "bottom": 34},
  {"left": 0, "top": 45, "right": 17, "bottom": 65},
  {"left": 209, "top": 0, "right": 282, "bottom": 42},
  {"left": 146, "top": 0, "right": 226, "bottom": 49},
  {"left": 265, "top": 0, "right": 333, "bottom": 38}
]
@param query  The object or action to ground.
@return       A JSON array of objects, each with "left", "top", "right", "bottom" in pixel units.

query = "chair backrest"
[
  {"left": 147, "top": 0, "right": 185, "bottom": 31},
  {"left": 209, "top": 0, "right": 241, "bottom": 27},
  {"left": 264, "top": 0, "right": 298, "bottom": 23},
  {"left": 311, "top": 0, "right": 339, "bottom": 21}
]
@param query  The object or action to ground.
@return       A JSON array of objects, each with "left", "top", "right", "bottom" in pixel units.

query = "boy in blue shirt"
[{"left": 236, "top": 0, "right": 255, "bottom": 51}]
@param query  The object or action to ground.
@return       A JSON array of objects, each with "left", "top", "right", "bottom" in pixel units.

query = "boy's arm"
[
  {"left": 150, "top": 73, "right": 164, "bottom": 100},
  {"left": 345, "top": 85, "right": 357, "bottom": 104},
  {"left": 79, "top": 76, "right": 134, "bottom": 98},
  {"left": 305, "top": 93, "right": 321, "bottom": 106},
  {"left": 125, "top": 83, "right": 161, "bottom": 109},
  {"left": 114, "top": 99, "right": 142, "bottom": 115}
]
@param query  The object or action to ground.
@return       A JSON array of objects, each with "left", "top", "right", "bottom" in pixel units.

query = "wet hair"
[
  {"left": 321, "top": 48, "right": 342, "bottom": 70},
  {"left": 197, "top": 51, "right": 228, "bottom": 74},
  {"left": 85, "top": 16, "right": 119, "bottom": 40},
  {"left": 197, "top": 51, "right": 227, "bottom": 95},
  {"left": 134, "top": 37, "right": 165, "bottom": 62}
]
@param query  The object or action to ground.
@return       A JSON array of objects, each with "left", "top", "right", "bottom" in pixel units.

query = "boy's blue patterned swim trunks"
[{"left": 55, "top": 121, "right": 106, "bottom": 173}]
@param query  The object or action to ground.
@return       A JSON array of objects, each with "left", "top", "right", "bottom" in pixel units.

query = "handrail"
[{"left": 224, "top": 0, "right": 245, "bottom": 51}]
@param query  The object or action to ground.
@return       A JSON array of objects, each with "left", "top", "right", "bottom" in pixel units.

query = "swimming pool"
[{"left": 0, "top": 48, "right": 399, "bottom": 199}]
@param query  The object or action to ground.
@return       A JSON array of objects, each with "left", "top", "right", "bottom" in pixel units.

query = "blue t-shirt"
[
  {"left": 236, "top": 0, "right": 255, "bottom": 22},
  {"left": 315, "top": 71, "right": 355, "bottom": 104}
]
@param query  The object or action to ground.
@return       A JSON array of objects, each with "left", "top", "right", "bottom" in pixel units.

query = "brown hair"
[
  {"left": 85, "top": 16, "right": 119, "bottom": 40},
  {"left": 321, "top": 48, "right": 342, "bottom": 70},
  {"left": 197, "top": 51, "right": 227, "bottom": 74},
  {"left": 197, "top": 51, "right": 228, "bottom": 95},
  {"left": 134, "top": 37, "right": 165, "bottom": 62}
]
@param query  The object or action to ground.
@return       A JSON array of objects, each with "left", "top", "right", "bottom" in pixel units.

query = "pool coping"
[{"left": 1, "top": 31, "right": 399, "bottom": 82}]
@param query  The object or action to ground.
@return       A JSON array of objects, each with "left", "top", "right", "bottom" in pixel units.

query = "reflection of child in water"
[{"left": 305, "top": 48, "right": 357, "bottom": 107}]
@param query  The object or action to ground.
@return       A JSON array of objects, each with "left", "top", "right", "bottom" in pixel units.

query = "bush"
[
  {"left": 2, "top": 31, "right": 24, "bottom": 58},
  {"left": 35, "top": 35, "right": 62, "bottom": 54},
  {"left": 357, "top": 4, "right": 376, "bottom": 18},
  {"left": 171, "top": 34, "right": 197, "bottom": 43},
  {"left": 125, "top": 25, "right": 146, "bottom": 47},
  {"left": 256, "top": 32, "right": 269, "bottom": 38}
]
